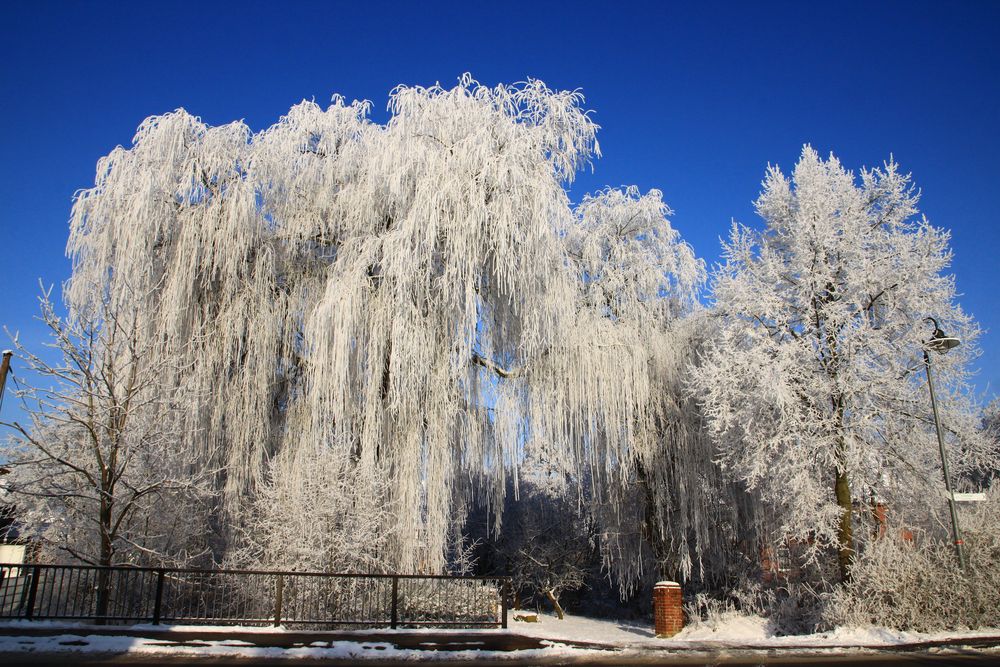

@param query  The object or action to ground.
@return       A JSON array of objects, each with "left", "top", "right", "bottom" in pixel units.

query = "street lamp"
[{"left": 922, "top": 317, "right": 966, "bottom": 571}]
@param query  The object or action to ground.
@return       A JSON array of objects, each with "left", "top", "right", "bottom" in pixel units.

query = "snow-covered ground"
[
  {"left": 1, "top": 613, "right": 999, "bottom": 661},
  {"left": 507, "top": 610, "right": 1000, "bottom": 648}
]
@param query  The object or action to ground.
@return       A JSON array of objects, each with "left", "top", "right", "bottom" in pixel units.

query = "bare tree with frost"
[
  {"left": 692, "top": 147, "right": 995, "bottom": 582},
  {"left": 493, "top": 447, "right": 596, "bottom": 619},
  {"left": 1, "top": 287, "right": 216, "bottom": 573},
  {"left": 982, "top": 399, "right": 1000, "bottom": 451},
  {"left": 63, "top": 75, "right": 709, "bottom": 574}
]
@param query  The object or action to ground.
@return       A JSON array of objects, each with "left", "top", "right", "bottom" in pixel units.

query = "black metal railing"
[{"left": 0, "top": 563, "right": 510, "bottom": 629}]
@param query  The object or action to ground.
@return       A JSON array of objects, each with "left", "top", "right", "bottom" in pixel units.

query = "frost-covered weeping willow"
[
  {"left": 66, "top": 75, "right": 711, "bottom": 574},
  {"left": 594, "top": 313, "right": 765, "bottom": 591}
]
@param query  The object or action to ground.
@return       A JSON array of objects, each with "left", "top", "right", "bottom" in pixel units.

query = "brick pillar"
[{"left": 653, "top": 581, "right": 683, "bottom": 637}]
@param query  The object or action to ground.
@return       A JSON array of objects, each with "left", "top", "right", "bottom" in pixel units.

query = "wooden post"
[
  {"left": 501, "top": 579, "right": 509, "bottom": 629},
  {"left": 152, "top": 570, "right": 165, "bottom": 625},
  {"left": 390, "top": 576, "right": 398, "bottom": 629},
  {"left": 24, "top": 565, "right": 40, "bottom": 619},
  {"left": 274, "top": 575, "right": 284, "bottom": 627}
]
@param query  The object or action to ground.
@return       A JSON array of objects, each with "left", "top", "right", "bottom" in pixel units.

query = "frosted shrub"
[
  {"left": 496, "top": 453, "right": 596, "bottom": 619},
  {"left": 398, "top": 578, "right": 500, "bottom": 624},
  {"left": 226, "top": 430, "right": 392, "bottom": 574},
  {"left": 825, "top": 494, "right": 1000, "bottom": 631},
  {"left": 767, "top": 583, "right": 832, "bottom": 635},
  {"left": 684, "top": 577, "right": 826, "bottom": 636},
  {"left": 683, "top": 591, "right": 754, "bottom": 633}
]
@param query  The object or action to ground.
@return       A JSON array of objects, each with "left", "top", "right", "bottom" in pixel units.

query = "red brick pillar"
[{"left": 653, "top": 581, "right": 683, "bottom": 637}]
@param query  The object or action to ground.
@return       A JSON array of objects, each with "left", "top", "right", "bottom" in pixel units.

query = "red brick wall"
[{"left": 653, "top": 581, "right": 683, "bottom": 637}]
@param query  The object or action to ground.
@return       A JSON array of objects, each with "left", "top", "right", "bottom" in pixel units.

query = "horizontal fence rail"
[{"left": 0, "top": 563, "right": 510, "bottom": 630}]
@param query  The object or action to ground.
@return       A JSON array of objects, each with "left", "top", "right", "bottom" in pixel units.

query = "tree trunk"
[
  {"left": 635, "top": 460, "right": 677, "bottom": 580},
  {"left": 834, "top": 468, "right": 853, "bottom": 582},
  {"left": 95, "top": 492, "right": 114, "bottom": 622},
  {"left": 833, "top": 394, "right": 854, "bottom": 583},
  {"left": 544, "top": 588, "right": 565, "bottom": 620}
]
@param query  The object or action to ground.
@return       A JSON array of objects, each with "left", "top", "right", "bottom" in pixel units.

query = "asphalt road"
[
  {"left": 1, "top": 627, "right": 998, "bottom": 665},
  {"left": 1, "top": 649, "right": 997, "bottom": 665}
]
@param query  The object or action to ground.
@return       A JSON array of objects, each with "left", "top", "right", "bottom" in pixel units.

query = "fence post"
[
  {"left": 24, "top": 565, "right": 40, "bottom": 619},
  {"left": 152, "top": 570, "right": 165, "bottom": 625},
  {"left": 274, "top": 575, "right": 284, "bottom": 627},
  {"left": 501, "top": 579, "right": 509, "bottom": 629},
  {"left": 390, "top": 576, "right": 398, "bottom": 629}
]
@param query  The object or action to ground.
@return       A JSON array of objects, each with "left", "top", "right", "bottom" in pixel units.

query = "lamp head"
[{"left": 925, "top": 318, "right": 961, "bottom": 354}]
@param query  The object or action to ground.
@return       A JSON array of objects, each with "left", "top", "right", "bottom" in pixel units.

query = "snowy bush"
[
  {"left": 683, "top": 576, "right": 828, "bottom": 636},
  {"left": 226, "top": 429, "right": 392, "bottom": 575},
  {"left": 398, "top": 578, "right": 501, "bottom": 625},
  {"left": 683, "top": 590, "right": 756, "bottom": 633},
  {"left": 824, "top": 493, "right": 1000, "bottom": 632}
]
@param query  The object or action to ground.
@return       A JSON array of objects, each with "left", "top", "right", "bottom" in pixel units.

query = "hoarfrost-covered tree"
[
  {"left": 692, "top": 147, "right": 995, "bottom": 581},
  {"left": 64, "top": 75, "right": 706, "bottom": 573},
  {"left": 977, "top": 399, "right": 1000, "bottom": 487},
  {"left": 1, "top": 288, "right": 215, "bottom": 572},
  {"left": 983, "top": 399, "right": 1000, "bottom": 447},
  {"left": 545, "top": 186, "right": 759, "bottom": 593}
]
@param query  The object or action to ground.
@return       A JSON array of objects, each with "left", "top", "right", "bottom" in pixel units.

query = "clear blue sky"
[{"left": 1, "top": 1, "right": 997, "bottom": 407}]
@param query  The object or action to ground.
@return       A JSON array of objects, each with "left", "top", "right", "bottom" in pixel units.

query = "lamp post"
[{"left": 922, "top": 317, "right": 966, "bottom": 571}]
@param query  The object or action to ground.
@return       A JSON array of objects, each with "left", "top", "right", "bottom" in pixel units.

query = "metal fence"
[{"left": 0, "top": 563, "right": 510, "bottom": 629}]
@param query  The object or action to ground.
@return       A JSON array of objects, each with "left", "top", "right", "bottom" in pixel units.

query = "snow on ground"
[
  {"left": 507, "top": 610, "right": 1000, "bottom": 649},
  {"left": 506, "top": 610, "right": 656, "bottom": 645}
]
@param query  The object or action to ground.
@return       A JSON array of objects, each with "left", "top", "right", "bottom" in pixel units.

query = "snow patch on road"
[{"left": 0, "top": 633, "right": 600, "bottom": 661}]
